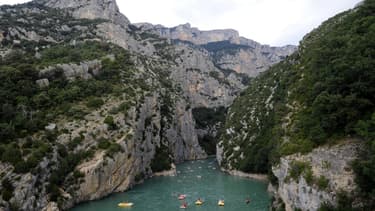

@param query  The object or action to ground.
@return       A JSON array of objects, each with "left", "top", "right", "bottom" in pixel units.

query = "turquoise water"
[{"left": 70, "top": 159, "right": 271, "bottom": 211}]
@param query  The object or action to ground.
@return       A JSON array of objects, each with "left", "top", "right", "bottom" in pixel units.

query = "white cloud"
[
  {"left": 0, "top": 0, "right": 362, "bottom": 46},
  {"left": 118, "top": 0, "right": 361, "bottom": 46},
  {"left": 0, "top": 0, "right": 27, "bottom": 5}
]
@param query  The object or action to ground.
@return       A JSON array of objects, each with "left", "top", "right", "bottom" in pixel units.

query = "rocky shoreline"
[
  {"left": 153, "top": 164, "right": 177, "bottom": 177},
  {"left": 220, "top": 168, "right": 268, "bottom": 182}
]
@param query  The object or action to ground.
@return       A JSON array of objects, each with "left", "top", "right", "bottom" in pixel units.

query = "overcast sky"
[{"left": 0, "top": 0, "right": 362, "bottom": 46}]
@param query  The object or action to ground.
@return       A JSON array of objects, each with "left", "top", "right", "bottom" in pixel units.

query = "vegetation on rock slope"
[
  {"left": 0, "top": 2, "right": 183, "bottom": 208},
  {"left": 220, "top": 0, "right": 375, "bottom": 208}
]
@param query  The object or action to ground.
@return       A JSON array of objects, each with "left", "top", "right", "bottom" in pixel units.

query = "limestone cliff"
[
  {"left": 36, "top": 0, "right": 130, "bottom": 27},
  {"left": 135, "top": 22, "right": 296, "bottom": 77},
  {"left": 272, "top": 141, "right": 363, "bottom": 211},
  {"left": 135, "top": 23, "right": 241, "bottom": 45}
]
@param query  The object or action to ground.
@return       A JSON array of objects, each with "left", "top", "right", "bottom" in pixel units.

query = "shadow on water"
[{"left": 70, "top": 158, "right": 271, "bottom": 211}]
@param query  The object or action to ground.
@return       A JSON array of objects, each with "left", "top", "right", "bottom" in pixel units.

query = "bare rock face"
[
  {"left": 166, "top": 100, "right": 206, "bottom": 162},
  {"left": 39, "top": 60, "right": 102, "bottom": 81},
  {"left": 169, "top": 43, "right": 243, "bottom": 108},
  {"left": 96, "top": 22, "right": 130, "bottom": 49},
  {"left": 37, "top": 0, "right": 130, "bottom": 27},
  {"left": 0, "top": 30, "right": 4, "bottom": 42},
  {"left": 41, "top": 202, "right": 59, "bottom": 211},
  {"left": 272, "top": 141, "right": 363, "bottom": 211},
  {"left": 212, "top": 42, "right": 296, "bottom": 77},
  {"left": 57, "top": 93, "right": 206, "bottom": 209},
  {"left": 135, "top": 22, "right": 296, "bottom": 78},
  {"left": 36, "top": 78, "right": 50, "bottom": 88},
  {"left": 135, "top": 23, "right": 241, "bottom": 45}
]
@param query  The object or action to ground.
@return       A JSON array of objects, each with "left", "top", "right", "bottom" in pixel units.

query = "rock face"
[
  {"left": 168, "top": 43, "right": 243, "bottom": 108},
  {"left": 135, "top": 23, "right": 241, "bottom": 45},
  {"left": 272, "top": 141, "right": 363, "bottom": 211},
  {"left": 39, "top": 60, "right": 102, "bottom": 81},
  {"left": 37, "top": 0, "right": 130, "bottom": 27},
  {"left": 209, "top": 42, "right": 296, "bottom": 77},
  {"left": 135, "top": 22, "right": 296, "bottom": 77},
  {"left": 61, "top": 93, "right": 205, "bottom": 209}
]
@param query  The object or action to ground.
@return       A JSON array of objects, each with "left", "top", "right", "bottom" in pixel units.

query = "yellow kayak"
[
  {"left": 195, "top": 200, "right": 203, "bottom": 205},
  {"left": 218, "top": 200, "right": 225, "bottom": 206},
  {"left": 118, "top": 202, "right": 134, "bottom": 208}
]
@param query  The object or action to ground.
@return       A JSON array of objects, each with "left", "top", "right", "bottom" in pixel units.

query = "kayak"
[
  {"left": 218, "top": 200, "right": 225, "bottom": 206},
  {"left": 118, "top": 202, "right": 134, "bottom": 208},
  {"left": 195, "top": 200, "right": 203, "bottom": 205}
]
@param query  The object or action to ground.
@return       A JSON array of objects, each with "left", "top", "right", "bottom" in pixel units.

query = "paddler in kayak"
[
  {"left": 195, "top": 198, "right": 203, "bottom": 205},
  {"left": 180, "top": 201, "right": 188, "bottom": 209}
]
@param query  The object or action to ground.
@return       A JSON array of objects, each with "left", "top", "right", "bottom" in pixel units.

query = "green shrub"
[
  {"left": 150, "top": 145, "right": 172, "bottom": 172},
  {"left": 14, "top": 161, "right": 29, "bottom": 173},
  {"left": 68, "top": 136, "right": 83, "bottom": 150},
  {"left": 192, "top": 107, "right": 227, "bottom": 129},
  {"left": 317, "top": 176, "right": 329, "bottom": 190},
  {"left": 118, "top": 102, "right": 131, "bottom": 112},
  {"left": 25, "top": 155, "right": 40, "bottom": 169},
  {"left": 86, "top": 97, "right": 104, "bottom": 108},
  {"left": 104, "top": 116, "right": 117, "bottom": 130},
  {"left": 73, "top": 170, "right": 85, "bottom": 179},
  {"left": 106, "top": 143, "right": 123, "bottom": 158},
  {"left": 318, "top": 192, "right": 355, "bottom": 211},
  {"left": 97, "top": 138, "right": 111, "bottom": 149},
  {"left": 352, "top": 113, "right": 375, "bottom": 206},
  {"left": 1, "top": 144, "right": 22, "bottom": 165},
  {"left": 289, "top": 161, "right": 311, "bottom": 181},
  {"left": 279, "top": 139, "right": 314, "bottom": 156},
  {"left": 304, "top": 168, "right": 314, "bottom": 185},
  {"left": 1, "top": 178, "right": 14, "bottom": 201},
  {"left": 47, "top": 183, "right": 60, "bottom": 201},
  {"left": 1, "top": 189, "right": 13, "bottom": 201}
]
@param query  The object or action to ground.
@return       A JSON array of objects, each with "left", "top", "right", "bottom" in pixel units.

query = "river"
[{"left": 70, "top": 159, "right": 271, "bottom": 211}]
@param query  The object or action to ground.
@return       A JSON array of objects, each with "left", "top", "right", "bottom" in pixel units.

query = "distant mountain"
[{"left": 135, "top": 22, "right": 296, "bottom": 77}]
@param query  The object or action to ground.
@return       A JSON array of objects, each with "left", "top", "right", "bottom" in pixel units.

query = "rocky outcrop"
[
  {"left": 37, "top": 0, "right": 130, "bottom": 27},
  {"left": 169, "top": 43, "right": 243, "bottom": 108},
  {"left": 211, "top": 43, "right": 296, "bottom": 77},
  {"left": 7, "top": 27, "right": 56, "bottom": 43},
  {"left": 135, "top": 23, "right": 241, "bottom": 45},
  {"left": 153, "top": 164, "right": 177, "bottom": 177},
  {"left": 41, "top": 202, "right": 59, "bottom": 211},
  {"left": 221, "top": 168, "right": 268, "bottom": 181},
  {"left": 95, "top": 22, "right": 130, "bottom": 49},
  {"left": 272, "top": 141, "right": 363, "bottom": 211},
  {"left": 36, "top": 78, "right": 50, "bottom": 88},
  {"left": 39, "top": 60, "right": 102, "bottom": 81}
]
